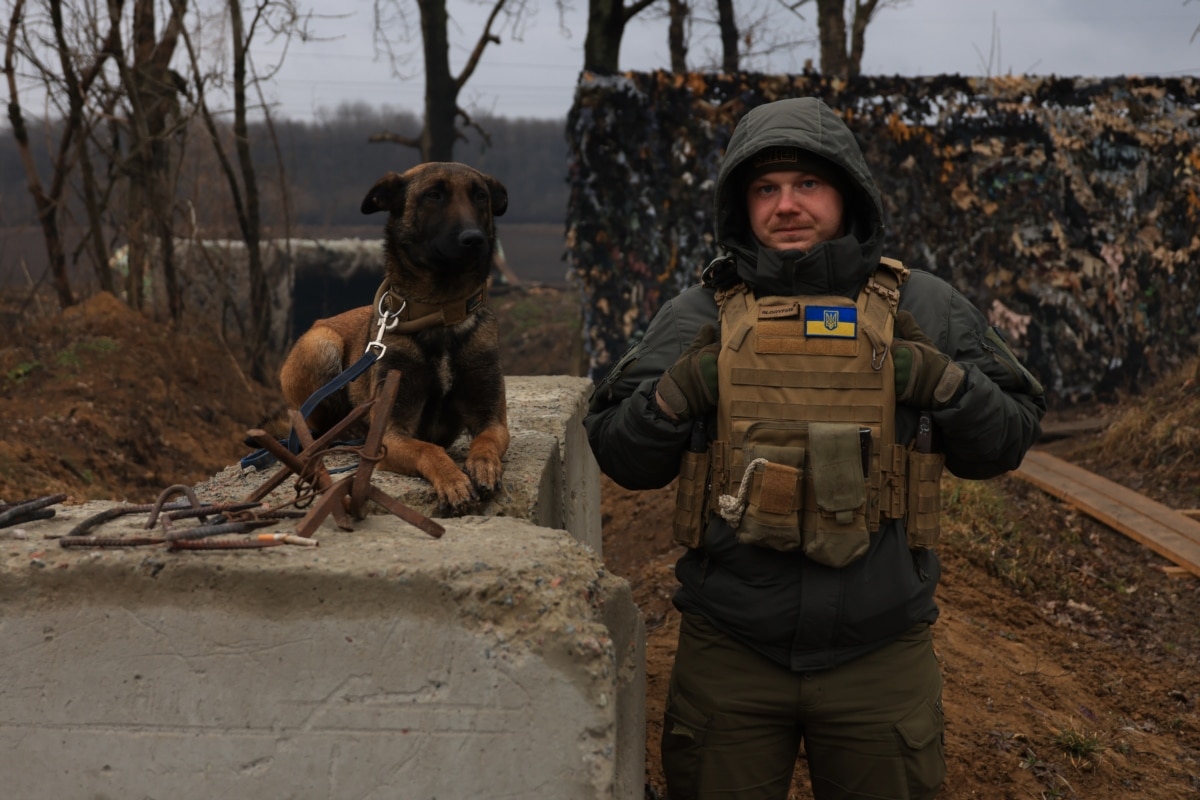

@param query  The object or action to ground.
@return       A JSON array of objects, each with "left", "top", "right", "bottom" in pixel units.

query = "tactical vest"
[{"left": 671, "top": 258, "right": 945, "bottom": 567}]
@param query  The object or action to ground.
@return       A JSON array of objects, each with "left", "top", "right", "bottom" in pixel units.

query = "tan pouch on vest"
[
  {"left": 735, "top": 424, "right": 806, "bottom": 551},
  {"left": 801, "top": 422, "right": 870, "bottom": 567},
  {"left": 905, "top": 450, "right": 945, "bottom": 549},
  {"left": 672, "top": 448, "right": 711, "bottom": 549}
]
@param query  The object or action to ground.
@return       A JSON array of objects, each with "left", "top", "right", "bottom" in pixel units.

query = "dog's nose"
[{"left": 459, "top": 229, "right": 486, "bottom": 250}]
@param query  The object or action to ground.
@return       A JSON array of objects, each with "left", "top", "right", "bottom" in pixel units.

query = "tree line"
[{"left": 2, "top": 0, "right": 903, "bottom": 379}]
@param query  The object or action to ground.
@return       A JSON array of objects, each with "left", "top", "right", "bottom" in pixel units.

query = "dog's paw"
[
  {"left": 465, "top": 455, "right": 504, "bottom": 496},
  {"left": 433, "top": 471, "right": 480, "bottom": 515}
]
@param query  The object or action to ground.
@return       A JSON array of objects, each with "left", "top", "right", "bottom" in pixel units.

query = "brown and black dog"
[{"left": 279, "top": 162, "right": 510, "bottom": 512}]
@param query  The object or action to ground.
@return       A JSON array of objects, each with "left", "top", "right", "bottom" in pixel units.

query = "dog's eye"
[
  {"left": 423, "top": 189, "right": 443, "bottom": 202},
  {"left": 472, "top": 188, "right": 489, "bottom": 205}
]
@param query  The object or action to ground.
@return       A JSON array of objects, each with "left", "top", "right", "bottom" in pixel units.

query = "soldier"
[{"left": 584, "top": 97, "right": 1046, "bottom": 800}]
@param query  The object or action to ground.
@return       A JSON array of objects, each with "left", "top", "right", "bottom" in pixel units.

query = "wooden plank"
[
  {"left": 1022, "top": 452, "right": 1200, "bottom": 548},
  {"left": 1014, "top": 450, "right": 1200, "bottom": 579},
  {"left": 1180, "top": 509, "right": 1200, "bottom": 521},
  {"left": 1036, "top": 416, "right": 1109, "bottom": 442}
]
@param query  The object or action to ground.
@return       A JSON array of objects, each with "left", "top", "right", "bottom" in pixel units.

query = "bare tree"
[
  {"left": 3, "top": 0, "right": 123, "bottom": 309},
  {"left": 812, "top": 0, "right": 905, "bottom": 79},
  {"left": 369, "top": 0, "right": 534, "bottom": 162},
  {"left": 714, "top": 0, "right": 737, "bottom": 71},
  {"left": 667, "top": 0, "right": 688, "bottom": 71},
  {"left": 180, "top": 0, "right": 304, "bottom": 381},
  {"left": 689, "top": 0, "right": 814, "bottom": 74},
  {"left": 111, "top": 0, "right": 187, "bottom": 315},
  {"left": 583, "top": 0, "right": 660, "bottom": 73}
]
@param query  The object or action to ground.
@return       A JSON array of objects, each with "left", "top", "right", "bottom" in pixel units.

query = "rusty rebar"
[
  {"left": 162, "top": 519, "right": 277, "bottom": 542},
  {"left": 0, "top": 494, "right": 67, "bottom": 528},
  {"left": 145, "top": 485, "right": 205, "bottom": 529},
  {"left": 60, "top": 501, "right": 191, "bottom": 539},
  {"left": 60, "top": 536, "right": 167, "bottom": 548},
  {"left": 168, "top": 538, "right": 284, "bottom": 551}
]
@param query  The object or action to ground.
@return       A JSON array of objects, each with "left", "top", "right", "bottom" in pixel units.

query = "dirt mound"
[
  {"left": 3, "top": 288, "right": 1198, "bottom": 799},
  {"left": 0, "top": 292, "right": 281, "bottom": 502}
]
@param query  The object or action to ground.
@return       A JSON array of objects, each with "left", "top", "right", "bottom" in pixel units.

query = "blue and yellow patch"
[{"left": 804, "top": 305, "right": 858, "bottom": 338}]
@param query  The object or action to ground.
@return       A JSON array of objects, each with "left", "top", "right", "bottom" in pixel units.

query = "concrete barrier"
[{"left": 0, "top": 376, "right": 645, "bottom": 799}]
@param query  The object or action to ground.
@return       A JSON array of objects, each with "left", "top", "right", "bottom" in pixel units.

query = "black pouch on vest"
[{"left": 801, "top": 422, "right": 870, "bottom": 567}]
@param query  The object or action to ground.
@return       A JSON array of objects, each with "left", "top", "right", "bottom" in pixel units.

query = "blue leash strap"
[
  {"left": 240, "top": 289, "right": 405, "bottom": 473},
  {"left": 286, "top": 350, "right": 379, "bottom": 454},
  {"left": 238, "top": 351, "right": 379, "bottom": 472}
]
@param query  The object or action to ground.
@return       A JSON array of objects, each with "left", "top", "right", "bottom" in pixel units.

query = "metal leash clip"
[{"left": 367, "top": 292, "right": 407, "bottom": 358}]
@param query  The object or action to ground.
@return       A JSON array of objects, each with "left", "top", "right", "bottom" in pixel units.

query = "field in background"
[{"left": 0, "top": 222, "right": 571, "bottom": 293}]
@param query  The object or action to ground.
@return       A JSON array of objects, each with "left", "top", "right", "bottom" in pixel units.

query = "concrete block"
[
  {"left": 0, "top": 515, "right": 645, "bottom": 799},
  {"left": 0, "top": 374, "right": 644, "bottom": 798}
]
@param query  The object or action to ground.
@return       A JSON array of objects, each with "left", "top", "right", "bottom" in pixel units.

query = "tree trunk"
[
  {"left": 124, "top": 0, "right": 184, "bottom": 315},
  {"left": 229, "top": 0, "right": 269, "bottom": 381},
  {"left": 51, "top": 0, "right": 114, "bottom": 294},
  {"left": 418, "top": 0, "right": 458, "bottom": 162},
  {"left": 715, "top": 0, "right": 738, "bottom": 73},
  {"left": 816, "top": 0, "right": 850, "bottom": 79},
  {"left": 668, "top": 0, "right": 688, "bottom": 73},
  {"left": 8, "top": 0, "right": 74, "bottom": 308},
  {"left": 848, "top": 0, "right": 881, "bottom": 78},
  {"left": 584, "top": 0, "right": 626, "bottom": 73}
]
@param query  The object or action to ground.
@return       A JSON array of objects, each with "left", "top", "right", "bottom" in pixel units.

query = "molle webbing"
[{"left": 712, "top": 262, "right": 908, "bottom": 530}]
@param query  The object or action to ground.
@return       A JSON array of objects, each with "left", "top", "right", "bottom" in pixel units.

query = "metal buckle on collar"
[{"left": 367, "top": 292, "right": 407, "bottom": 358}]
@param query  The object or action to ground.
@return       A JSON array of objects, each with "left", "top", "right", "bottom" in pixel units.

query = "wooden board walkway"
[{"left": 1014, "top": 449, "right": 1200, "bottom": 578}]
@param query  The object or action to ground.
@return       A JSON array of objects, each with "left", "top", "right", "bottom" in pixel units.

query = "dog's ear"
[
  {"left": 485, "top": 176, "right": 508, "bottom": 218},
  {"left": 362, "top": 172, "right": 406, "bottom": 215}
]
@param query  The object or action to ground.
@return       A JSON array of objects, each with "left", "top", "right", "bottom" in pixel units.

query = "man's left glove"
[
  {"left": 892, "top": 311, "right": 966, "bottom": 409},
  {"left": 657, "top": 324, "right": 720, "bottom": 421}
]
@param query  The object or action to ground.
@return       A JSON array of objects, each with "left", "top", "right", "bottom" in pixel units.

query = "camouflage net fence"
[{"left": 565, "top": 71, "right": 1200, "bottom": 403}]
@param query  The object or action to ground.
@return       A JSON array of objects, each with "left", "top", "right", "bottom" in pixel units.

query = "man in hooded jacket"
[{"left": 584, "top": 97, "right": 1046, "bottom": 799}]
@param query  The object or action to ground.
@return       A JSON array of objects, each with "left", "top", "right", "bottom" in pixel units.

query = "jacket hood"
[{"left": 714, "top": 97, "right": 885, "bottom": 296}]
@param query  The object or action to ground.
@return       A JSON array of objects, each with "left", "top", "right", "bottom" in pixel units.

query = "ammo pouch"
[
  {"left": 905, "top": 449, "right": 945, "bottom": 549},
  {"left": 733, "top": 421, "right": 870, "bottom": 567},
  {"left": 672, "top": 448, "right": 711, "bottom": 549}
]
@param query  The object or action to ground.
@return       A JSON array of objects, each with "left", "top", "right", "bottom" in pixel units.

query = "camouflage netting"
[{"left": 565, "top": 71, "right": 1200, "bottom": 403}]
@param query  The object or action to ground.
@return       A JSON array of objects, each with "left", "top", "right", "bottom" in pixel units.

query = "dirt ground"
[{"left": 2, "top": 288, "right": 1198, "bottom": 799}]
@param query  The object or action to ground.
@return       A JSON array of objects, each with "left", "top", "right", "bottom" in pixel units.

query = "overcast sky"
[
  {"left": 262, "top": 0, "right": 1200, "bottom": 122},
  {"left": 255, "top": 0, "right": 1200, "bottom": 121}
]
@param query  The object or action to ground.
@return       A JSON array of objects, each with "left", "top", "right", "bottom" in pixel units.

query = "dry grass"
[{"left": 1087, "top": 359, "right": 1200, "bottom": 466}]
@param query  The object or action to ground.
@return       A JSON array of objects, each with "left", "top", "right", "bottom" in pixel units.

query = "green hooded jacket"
[{"left": 584, "top": 97, "right": 1046, "bottom": 671}]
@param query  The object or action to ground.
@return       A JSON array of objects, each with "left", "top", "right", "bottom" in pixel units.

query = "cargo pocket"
[
  {"left": 735, "top": 455, "right": 804, "bottom": 551},
  {"left": 661, "top": 688, "right": 710, "bottom": 799},
  {"left": 905, "top": 450, "right": 945, "bottom": 550},
  {"left": 895, "top": 699, "right": 946, "bottom": 796},
  {"left": 801, "top": 422, "right": 869, "bottom": 568},
  {"left": 672, "top": 448, "right": 711, "bottom": 549}
]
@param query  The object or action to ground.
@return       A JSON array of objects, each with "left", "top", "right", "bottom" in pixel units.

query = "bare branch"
[{"left": 455, "top": 0, "right": 508, "bottom": 92}]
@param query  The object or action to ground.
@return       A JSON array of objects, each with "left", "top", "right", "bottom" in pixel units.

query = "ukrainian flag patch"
[{"left": 805, "top": 305, "right": 858, "bottom": 338}]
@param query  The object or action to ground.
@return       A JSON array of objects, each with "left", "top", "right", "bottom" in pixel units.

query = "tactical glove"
[
  {"left": 657, "top": 324, "right": 720, "bottom": 421},
  {"left": 892, "top": 311, "right": 965, "bottom": 409}
]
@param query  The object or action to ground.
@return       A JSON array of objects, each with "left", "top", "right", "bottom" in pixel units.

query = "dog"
[{"left": 279, "top": 162, "right": 510, "bottom": 512}]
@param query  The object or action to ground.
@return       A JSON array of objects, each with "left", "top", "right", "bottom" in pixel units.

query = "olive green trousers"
[{"left": 661, "top": 614, "right": 945, "bottom": 800}]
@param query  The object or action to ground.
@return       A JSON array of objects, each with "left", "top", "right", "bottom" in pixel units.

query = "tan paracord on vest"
[{"left": 670, "top": 258, "right": 946, "bottom": 565}]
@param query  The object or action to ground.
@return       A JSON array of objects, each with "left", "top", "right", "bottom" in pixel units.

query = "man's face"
[{"left": 745, "top": 170, "right": 845, "bottom": 251}]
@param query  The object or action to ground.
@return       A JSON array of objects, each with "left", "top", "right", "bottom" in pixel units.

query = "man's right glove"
[
  {"left": 891, "top": 311, "right": 966, "bottom": 409},
  {"left": 657, "top": 324, "right": 720, "bottom": 421}
]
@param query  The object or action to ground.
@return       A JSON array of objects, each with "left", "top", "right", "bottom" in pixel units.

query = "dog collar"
[{"left": 372, "top": 280, "right": 490, "bottom": 334}]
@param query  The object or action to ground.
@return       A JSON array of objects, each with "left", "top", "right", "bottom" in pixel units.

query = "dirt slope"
[{"left": 2, "top": 289, "right": 1198, "bottom": 799}]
